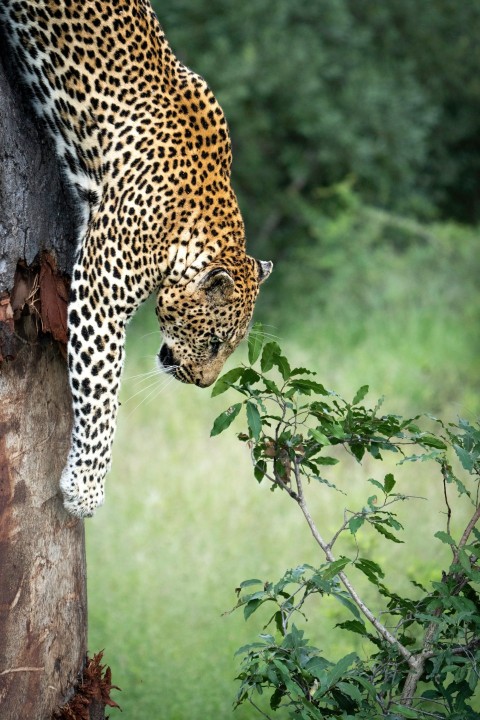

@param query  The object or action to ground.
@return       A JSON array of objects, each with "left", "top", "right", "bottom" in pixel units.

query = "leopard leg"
[{"left": 60, "top": 227, "right": 150, "bottom": 517}]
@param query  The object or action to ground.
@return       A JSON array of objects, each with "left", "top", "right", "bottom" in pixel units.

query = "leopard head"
[{"left": 156, "top": 257, "right": 272, "bottom": 387}]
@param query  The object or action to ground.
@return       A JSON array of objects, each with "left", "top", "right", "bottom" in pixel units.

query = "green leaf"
[
  {"left": 259, "top": 633, "right": 275, "bottom": 644},
  {"left": 315, "top": 456, "right": 339, "bottom": 466},
  {"left": 290, "top": 367, "right": 316, "bottom": 377},
  {"left": 274, "top": 354, "right": 291, "bottom": 381},
  {"left": 244, "top": 598, "right": 263, "bottom": 620},
  {"left": 367, "top": 495, "right": 378, "bottom": 510},
  {"left": 324, "top": 652, "right": 358, "bottom": 689},
  {"left": 263, "top": 378, "right": 281, "bottom": 394},
  {"left": 322, "top": 557, "right": 350, "bottom": 580},
  {"left": 458, "top": 548, "right": 474, "bottom": 575},
  {"left": 354, "top": 676, "right": 377, "bottom": 698},
  {"left": 419, "top": 435, "right": 447, "bottom": 450},
  {"left": 248, "top": 323, "right": 264, "bottom": 364},
  {"left": 261, "top": 341, "right": 281, "bottom": 372},
  {"left": 371, "top": 521, "right": 404, "bottom": 543},
  {"left": 350, "top": 442, "right": 366, "bottom": 462},
  {"left": 335, "top": 620, "right": 368, "bottom": 637},
  {"left": 269, "top": 687, "right": 285, "bottom": 710},
  {"left": 385, "top": 516, "right": 403, "bottom": 531},
  {"left": 239, "top": 579, "right": 263, "bottom": 589},
  {"left": 305, "top": 656, "right": 331, "bottom": 680},
  {"left": 289, "top": 379, "right": 329, "bottom": 396},
  {"left": 454, "top": 444, "right": 475, "bottom": 472},
  {"left": 254, "top": 459, "right": 267, "bottom": 482},
  {"left": 352, "top": 385, "right": 369, "bottom": 405},
  {"left": 333, "top": 592, "right": 362, "bottom": 620},
  {"left": 211, "top": 367, "right": 244, "bottom": 397},
  {"left": 259, "top": 341, "right": 291, "bottom": 380},
  {"left": 434, "top": 530, "right": 456, "bottom": 546},
  {"left": 349, "top": 516, "right": 365, "bottom": 534},
  {"left": 336, "top": 681, "right": 362, "bottom": 703},
  {"left": 210, "top": 403, "right": 242, "bottom": 436},
  {"left": 241, "top": 368, "right": 261, "bottom": 386},
  {"left": 384, "top": 473, "right": 396, "bottom": 493},
  {"left": 355, "top": 558, "right": 385, "bottom": 584},
  {"left": 309, "top": 428, "right": 331, "bottom": 446},
  {"left": 246, "top": 401, "right": 262, "bottom": 441},
  {"left": 329, "top": 423, "right": 347, "bottom": 440}
]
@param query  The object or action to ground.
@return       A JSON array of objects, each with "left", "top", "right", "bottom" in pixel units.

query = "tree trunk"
[
  {"left": 0, "top": 341, "right": 87, "bottom": 719},
  {"left": 0, "top": 25, "right": 91, "bottom": 720}
]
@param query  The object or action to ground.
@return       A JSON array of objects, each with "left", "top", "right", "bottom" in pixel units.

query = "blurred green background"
[{"left": 87, "top": 1, "right": 480, "bottom": 717}]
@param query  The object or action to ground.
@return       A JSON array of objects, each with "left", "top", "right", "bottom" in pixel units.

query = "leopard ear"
[
  {"left": 256, "top": 260, "right": 273, "bottom": 284},
  {"left": 199, "top": 268, "right": 235, "bottom": 304}
]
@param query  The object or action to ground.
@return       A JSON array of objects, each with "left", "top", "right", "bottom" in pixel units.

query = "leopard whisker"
[
  {"left": 156, "top": 363, "right": 178, "bottom": 377},
  {"left": 253, "top": 325, "right": 282, "bottom": 342},
  {"left": 122, "top": 377, "right": 161, "bottom": 404},
  {"left": 124, "top": 369, "right": 159, "bottom": 382},
  {"left": 138, "top": 330, "right": 161, "bottom": 340},
  {"left": 125, "top": 374, "right": 174, "bottom": 417},
  {"left": 247, "top": 324, "right": 282, "bottom": 342}
]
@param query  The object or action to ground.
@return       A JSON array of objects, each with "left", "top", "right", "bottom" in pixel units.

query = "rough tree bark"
[{"left": 0, "top": 29, "right": 96, "bottom": 720}]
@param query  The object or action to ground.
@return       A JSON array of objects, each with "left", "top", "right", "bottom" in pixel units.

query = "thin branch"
[
  {"left": 454, "top": 503, "right": 480, "bottom": 562},
  {"left": 291, "top": 458, "right": 415, "bottom": 668},
  {"left": 328, "top": 510, "right": 354, "bottom": 550},
  {"left": 327, "top": 495, "right": 419, "bottom": 551},
  {"left": 421, "top": 636, "right": 480, "bottom": 661},
  {"left": 441, "top": 461, "right": 452, "bottom": 539},
  {"left": 440, "top": 460, "right": 456, "bottom": 563},
  {"left": 249, "top": 698, "right": 274, "bottom": 720},
  {"left": 283, "top": 586, "right": 311, "bottom": 631},
  {"left": 272, "top": 471, "right": 298, "bottom": 500}
]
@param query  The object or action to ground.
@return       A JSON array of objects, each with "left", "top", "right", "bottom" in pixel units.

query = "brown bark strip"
[
  {"left": 0, "top": 255, "right": 69, "bottom": 364},
  {"left": 38, "top": 253, "right": 69, "bottom": 347},
  {"left": 0, "top": 293, "right": 17, "bottom": 363}
]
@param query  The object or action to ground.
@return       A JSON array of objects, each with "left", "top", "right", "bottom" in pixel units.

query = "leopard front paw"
[{"left": 60, "top": 464, "right": 107, "bottom": 518}]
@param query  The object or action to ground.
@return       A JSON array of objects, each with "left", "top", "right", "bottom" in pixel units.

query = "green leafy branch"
[{"left": 211, "top": 324, "right": 480, "bottom": 719}]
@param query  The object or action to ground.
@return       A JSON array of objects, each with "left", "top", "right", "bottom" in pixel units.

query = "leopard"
[{"left": 1, "top": 0, "right": 272, "bottom": 518}]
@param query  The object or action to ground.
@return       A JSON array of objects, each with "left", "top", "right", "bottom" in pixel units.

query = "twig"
[
  {"left": 454, "top": 503, "right": 480, "bottom": 563},
  {"left": 441, "top": 461, "right": 452, "bottom": 541},
  {"left": 269, "top": 470, "right": 298, "bottom": 501},
  {"left": 328, "top": 510, "right": 355, "bottom": 550},
  {"left": 328, "top": 496, "right": 416, "bottom": 551},
  {"left": 291, "top": 458, "right": 415, "bottom": 668},
  {"left": 249, "top": 698, "right": 273, "bottom": 720}
]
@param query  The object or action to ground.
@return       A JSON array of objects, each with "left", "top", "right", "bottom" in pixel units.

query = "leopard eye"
[{"left": 210, "top": 335, "right": 223, "bottom": 351}]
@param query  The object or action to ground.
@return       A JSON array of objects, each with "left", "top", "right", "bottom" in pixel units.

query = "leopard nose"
[{"left": 159, "top": 343, "right": 175, "bottom": 369}]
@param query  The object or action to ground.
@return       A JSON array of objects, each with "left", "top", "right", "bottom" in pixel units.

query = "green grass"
[{"left": 261, "top": 209, "right": 480, "bottom": 419}]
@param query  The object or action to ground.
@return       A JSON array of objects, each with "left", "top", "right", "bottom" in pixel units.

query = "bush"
[{"left": 212, "top": 326, "right": 480, "bottom": 719}]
